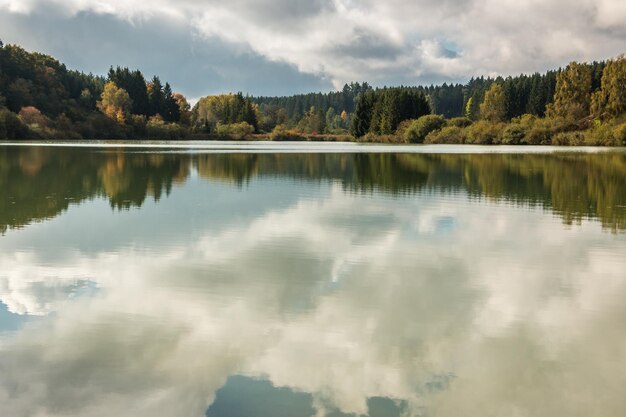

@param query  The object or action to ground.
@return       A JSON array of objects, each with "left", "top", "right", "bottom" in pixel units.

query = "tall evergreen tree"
[
  {"left": 162, "top": 82, "right": 180, "bottom": 122},
  {"left": 107, "top": 67, "right": 150, "bottom": 115},
  {"left": 148, "top": 76, "right": 165, "bottom": 117}
]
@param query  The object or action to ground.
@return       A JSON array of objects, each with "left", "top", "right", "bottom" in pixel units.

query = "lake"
[{"left": 1, "top": 143, "right": 625, "bottom": 417}]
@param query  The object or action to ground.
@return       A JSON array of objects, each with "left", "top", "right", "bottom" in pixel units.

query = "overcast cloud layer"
[{"left": 1, "top": 0, "right": 625, "bottom": 99}]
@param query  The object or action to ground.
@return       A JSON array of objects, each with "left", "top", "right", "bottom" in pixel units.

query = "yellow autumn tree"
[
  {"left": 480, "top": 83, "right": 506, "bottom": 122},
  {"left": 97, "top": 81, "right": 132, "bottom": 124},
  {"left": 172, "top": 93, "right": 191, "bottom": 125}
]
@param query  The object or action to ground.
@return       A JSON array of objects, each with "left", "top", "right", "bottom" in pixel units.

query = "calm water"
[{"left": 1, "top": 143, "right": 625, "bottom": 417}]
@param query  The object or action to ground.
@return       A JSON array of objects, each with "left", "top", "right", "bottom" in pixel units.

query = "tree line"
[{"left": 1, "top": 40, "right": 625, "bottom": 145}]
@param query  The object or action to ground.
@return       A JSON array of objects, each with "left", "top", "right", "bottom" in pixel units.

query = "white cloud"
[{"left": 1, "top": 0, "right": 624, "bottom": 90}]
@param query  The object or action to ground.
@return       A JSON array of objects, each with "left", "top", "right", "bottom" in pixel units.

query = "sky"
[{"left": 1, "top": 0, "right": 625, "bottom": 99}]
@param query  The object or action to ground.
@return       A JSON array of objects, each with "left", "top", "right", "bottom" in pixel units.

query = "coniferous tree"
[
  {"left": 351, "top": 92, "right": 374, "bottom": 137},
  {"left": 148, "top": 76, "right": 165, "bottom": 117},
  {"left": 162, "top": 82, "right": 180, "bottom": 122},
  {"left": 107, "top": 67, "right": 150, "bottom": 115}
]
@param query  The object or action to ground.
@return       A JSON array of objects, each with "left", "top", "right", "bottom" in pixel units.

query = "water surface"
[{"left": 1, "top": 144, "right": 625, "bottom": 417}]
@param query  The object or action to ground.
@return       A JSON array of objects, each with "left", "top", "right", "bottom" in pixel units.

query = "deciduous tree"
[
  {"left": 97, "top": 82, "right": 132, "bottom": 124},
  {"left": 480, "top": 83, "right": 507, "bottom": 122},
  {"left": 591, "top": 55, "right": 626, "bottom": 119},
  {"left": 547, "top": 62, "right": 591, "bottom": 120}
]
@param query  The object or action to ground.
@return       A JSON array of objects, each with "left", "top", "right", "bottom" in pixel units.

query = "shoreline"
[{"left": 2, "top": 141, "right": 625, "bottom": 154}]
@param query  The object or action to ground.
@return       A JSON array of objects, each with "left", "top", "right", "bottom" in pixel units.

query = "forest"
[{"left": 0, "top": 40, "right": 625, "bottom": 145}]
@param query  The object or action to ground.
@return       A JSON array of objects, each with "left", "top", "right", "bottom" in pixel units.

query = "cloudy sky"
[{"left": 1, "top": 1, "right": 625, "bottom": 98}]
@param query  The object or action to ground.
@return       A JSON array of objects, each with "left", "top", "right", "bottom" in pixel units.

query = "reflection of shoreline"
[
  {"left": 2, "top": 142, "right": 625, "bottom": 153},
  {"left": 1, "top": 147, "right": 625, "bottom": 233}
]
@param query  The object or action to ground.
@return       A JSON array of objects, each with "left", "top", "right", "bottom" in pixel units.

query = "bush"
[
  {"left": 146, "top": 115, "right": 188, "bottom": 140},
  {"left": 612, "top": 123, "right": 626, "bottom": 146},
  {"left": 501, "top": 124, "right": 527, "bottom": 145},
  {"left": 403, "top": 114, "right": 446, "bottom": 143},
  {"left": 269, "top": 124, "right": 306, "bottom": 141},
  {"left": 78, "top": 113, "right": 125, "bottom": 139},
  {"left": 301, "top": 133, "right": 353, "bottom": 142},
  {"left": 393, "top": 120, "right": 413, "bottom": 142},
  {"left": 129, "top": 115, "right": 147, "bottom": 138},
  {"left": 424, "top": 126, "right": 466, "bottom": 144},
  {"left": 447, "top": 117, "right": 473, "bottom": 128},
  {"left": 215, "top": 122, "right": 255, "bottom": 139},
  {"left": 327, "top": 128, "right": 350, "bottom": 135},
  {"left": 356, "top": 132, "right": 403, "bottom": 143},
  {"left": 583, "top": 122, "right": 625, "bottom": 146},
  {"left": 466, "top": 120, "right": 503, "bottom": 144},
  {"left": 525, "top": 122, "right": 552, "bottom": 145},
  {"left": 522, "top": 117, "right": 570, "bottom": 145},
  {"left": 552, "top": 131, "right": 585, "bottom": 146}
]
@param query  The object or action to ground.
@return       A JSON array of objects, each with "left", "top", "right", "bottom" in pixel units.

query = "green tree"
[
  {"left": 108, "top": 67, "right": 150, "bottom": 115},
  {"left": 480, "top": 83, "right": 507, "bottom": 122},
  {"left": 148, "top": 76, "right": 165, "bottom": 117},
  {"left": 547, "top": 61, "right": 591, "bottom": 120},
  {"left": 162, "top": 82, "right": 180, "bottom": 122},
  {"left": 191, "top": 93, "right": 258, "bottom": 133},
  {"left": 351, "top": 92, "right": 374, "bottom": 137},
  {"left": 325, "top": 107, "right": 337, "bottom": 132},
  {"left": 591, "top": 55, "right": 626, "bottom": 119},
  {"left": 464, "top": 97, "right": 475, "bottom": 120}
]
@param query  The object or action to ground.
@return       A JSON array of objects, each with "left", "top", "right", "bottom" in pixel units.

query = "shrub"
[
  {"left": 584, "top": 122, "right": 625, "bottom": 146},
  {"left": 424, "top": 126, "right": 466, "bottom": 144},
  {"left": 394, "top": 119, "right": 413, "bottom": 142},
  {"left": 327, "top": 128, "right": 350, "bottom": 135},
  {"left": 215, "top": 122, "right": 255, "bottom": 139},
  {"left": 269, "top": 124, "right": 306, "bottom": 141},
  {"left": 523, "top": 117, "right": 569, "bottom": 145},
  {"left": 552, "top": 131, "right": 585, "bottom": 146},
  {"left": 612, "top": 123, "right": 626, "bottom": 146},
  {"left": 78, "top": 113, "right": 125, "bottom": 139},
  {"left": 146, "top": 115, "right": 188, "bottom": 140},
  {"left": 447, "top": 117, "right": 473, "bottom": 128},
  {"left": 466, "top": 120, "right": 503, "bottom": 144},
  {"left": 129, "top": 115, "right": 147, "bottom": 138},
  {"left": 501, "top": 124, "right": 527, "bottom": 145},
  {"left": 403, "top": 114, "right": 446, "bottom": 143}
]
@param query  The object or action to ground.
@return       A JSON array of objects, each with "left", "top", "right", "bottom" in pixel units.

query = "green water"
[{"left": 1, "top": 143, "right": 625, "bottom": 417}]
